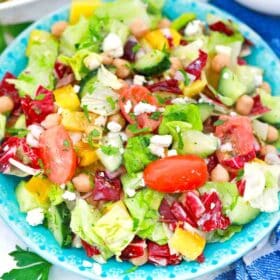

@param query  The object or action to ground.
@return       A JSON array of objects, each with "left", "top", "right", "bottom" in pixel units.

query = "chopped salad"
[{"left": 0, "top": 0, "right": 280, "bottom": 267}]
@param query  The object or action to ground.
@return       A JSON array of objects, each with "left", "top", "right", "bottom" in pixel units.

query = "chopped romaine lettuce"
[
  {"left": 121, "top": 172, "right": 144, "bottom": 197},
  {"left": 123, "top": 135, "right": 157, "bottom": 174},
  {"left": 48, "top": 185, "right": 64, "bottom": 206},
  {"left": 206, "top": 225, "right": 242, "bottom": 243}
]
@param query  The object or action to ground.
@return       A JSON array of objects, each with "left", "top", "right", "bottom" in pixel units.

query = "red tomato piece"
[
  {"left": 143, "top": 155, "right": 208, "bottom": 193},
  {"left": 119, "top": 85, "right": 160, "bottom": 131},
  {"left": 39, "top": 125, "right": 77, "bottom": 184}
]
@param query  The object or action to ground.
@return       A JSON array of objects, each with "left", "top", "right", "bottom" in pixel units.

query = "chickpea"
[
  {"left": 259, "top": 82, "right": 271, "bottom": 94},
  {"left": 235, "top": 95, "right": 254, "bottom": 115},
  {"left": 266, "top": 125, "right": 279, "bottom": 143},
  {"left": 41, "top": 113, "right": 61, "bottom": 129},
  {"left": 113, "top": 58, "right": 131, "bottom": 79},
  {"left": 72, "top": 173, "right": 93, "bottom": 193},
  {"left": 158, "top": 18, "right": 171, "bottom": 28},
  {"left": 0, "top": 96, "right": 14, "bottom": 113},
  {"left": 108, "top": 113, "right": 126, "bottom": 129},
  {"left": 130, "top": 248, "right": 148, "bottom": 266},
  {"left": 211, "top": 53, "right": 231, "bottom": 73},
  {"left": 130, "top": 18, "right": 149, "bottom": 39},
  {"left": 51, "top": 21, "right": 68, "bottom": 37},
  {"left": 101, "top": 53, "right": 114, "bottom": 65},
  {"left": 260, "top": 144, "right": 278, "bottom": 157},
  {"left": 169, "top": 56, "right": 183, "bottom": 76},
  {"left": 211, "top": 164, "right": 230, "bottom": 182}
]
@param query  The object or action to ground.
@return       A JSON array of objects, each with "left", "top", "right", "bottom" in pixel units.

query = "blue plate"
[{"left": 0, "top": 1, "right": 280, "bottom": 279}]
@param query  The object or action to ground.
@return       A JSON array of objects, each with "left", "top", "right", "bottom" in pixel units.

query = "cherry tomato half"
[
  {"left": 143, "top": 155, "right": 208, "bottom": 193},
  {"left": 119, "top": 85, "right": 161, "bottom": 131},
  {"left": 39, "top": 125, "right": 77, "bottom": 184}
]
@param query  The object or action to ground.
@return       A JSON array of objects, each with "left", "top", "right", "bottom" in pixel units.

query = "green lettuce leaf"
[{"left": 206, "top": 225, "right": 242, "bottom": 243}]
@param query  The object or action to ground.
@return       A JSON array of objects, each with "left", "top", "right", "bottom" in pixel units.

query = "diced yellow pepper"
[
  {"left": 143, "top": 28, "right": 182, "bottom": 50},
  {"left": 61, "top": 110, "right": 97, "bottom": 132},
  {"left": 75, "top": 141, "right": 99, "bottom": 166},
  {"left": 26, "top": 176, "right": 52, "bottom": 204},
  {"left": 70, "top": 0, "right": 102, "bottom": 24},
  {"left": 54, "top": 85, "right": 81, "bottom": 111},
  {"left": 170, "top": 227, "right": 206, "bottom": 261},
  {"left": 183, "top": 79, "right": 207, "bottom": 98}
]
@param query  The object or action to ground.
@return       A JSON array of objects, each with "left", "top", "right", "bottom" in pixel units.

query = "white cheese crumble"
[
  {"left": 28, "top": 124, "right": 44, "bottom": 139},
  {"left": 124, "top": 100, "right": 132, "bottom": 114},
  {"left": 149, "top": 143, "right": 165, "bottom": 158},
  {"left": 26, "top": 133, "right": 39, "bottom": 148},
  {"left": 102, "top": 33, "right": 123, "bottom": 58},
  {"left": 107, "top": 121, "right": 122, "bottom": 133},
  {"left": 62, "top": 191, "right": 77, "bottom": 201},
  {"left": 94, "top": 115, "right": 107, "bottom": 127},
  {"left": 84, "top": 53, "right": 102, "bottom": 70},
  {"left": 220, "top": 142, "right": 233, "bottom": 152},
  {"left": 230, "top": 111, "right": 238, "bottom": 116},
  {"left": 184, "top": 20, "right": 204, "bottom": 37},
  {"left": 73, "top": 84, "right": 80, "bottom": 93},
  {"left": 133, "top": 75, "right": 146, "bottom": 86},
  {"left": 134, "top": 102, "right": 157, "bottom": 116},
  {"left": 215, "top": 45, "right": 232, "bottom": 56},
  {"left": 72, "top": 235, "right": 82, "bottom": 248},
  {"left": 26, "top": 208, "right": 44, "bottom": 226},
  {"left": 126, "top": 188, "right": 136, "bottom": 197},
  {"left": 167, "top": 149, "right": 178, "bottom": 156},
  {"left": 254, "top": 74, "right": 263, "bottom": 87},
  {"left": 69, "top": 132, "right": 82, "bottom": 145},
  {"left": 150, "top": 135, "right": 172, "bottom": 147},
  {"left": 171, "top": 97, "right": 193, "bottom": 105}
]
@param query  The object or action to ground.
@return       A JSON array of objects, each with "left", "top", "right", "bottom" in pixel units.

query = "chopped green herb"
[
  {"left": 213, "top": 119, "right": 225, "bottom": 126},
  {"left": 155, "top": 95, "right": 169, "bottom": 105},
  {"left": 87, "top": 129, "right": 101, "bottom": 148},
  {"left": 127, "top": 124, "right": 151, "bottom": 134},
  {"left": 150, "top": 111, "right": 161, "bottom": 120},
  {"left": 101, "top": 145, "right": 119, "bottom": 156},
  {"left": 82, "top": 105, "right": 90, "bottom": 122},
  {"left": 236, "top": 169, "right": 244, "bottom": 181},
  {"left": 106, "top": 96, "right": 116, "bottom": 110},
  {"left": 63, "top": 140, "right": 70, "bottom": 148},
  {"left": 179, "top": 69, "right": 191, "bottom": 86},
  {"left": 34, "top": 93, "right": 46, "bottom": 101},
  {"left": 132, "top": 43, "right": 141, "bottom": 53},
  {"left": 124, "top": 266, "right": 139, "bottom": 274},
  {"left": 6, "top": 128, "right": 29, "bottom": 138}
]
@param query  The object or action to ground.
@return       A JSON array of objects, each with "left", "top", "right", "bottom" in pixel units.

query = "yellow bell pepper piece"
[
  {"left": 70, "top": 0, "right": 101, "bottom": 24},
  {"left": 143, "top": 28, "right": 182, "bottom": 50},
  {"left": 170, "top": 227, "right": 206, "bottom": 261},
  {"left": 26, "top": 176, "right": 52, "bottom": 204},
  {"left": 75, "top": 141, "right": 99, "bottom": 166},
  {"left": 54, "top": 85, "right": 81, "bottom": 111},
  {"left": 183, "top": 79, "right": 207, "bottom": 98},
  {"left": 61, "top": 110, "right": 97, "bottom": 132}
]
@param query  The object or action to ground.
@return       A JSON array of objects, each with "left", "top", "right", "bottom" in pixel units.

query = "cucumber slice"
[
  {"left": 96, "top": 133, "right": 123, "bottom": 172},
  {"left": 14, "top": 114, "right": 26, "bottom": 129},
  {"left": 227, "top": 197, "right": 260, "bottom": 225},
  {"left": 15, "top": 181, "right": 41, "bottom": 212},
  {"left": 218, "top": 67, "right": 246, "bottom": 106},
  {"left": 134, "top": 50, "right": 171, "bottom": 76},
  {"left": 260, "top": 92, "right": 280, "bottom": 126},
  {"left": 177, "top": 130, "right": 219, "bottom": 158},
  {"left": 0, "top": 114, "right": 7, "bottom": 142},
  {"left": 79, "top": 70, "right": 98, "bottom": 98},
  {"left": 171, "top": 12, "right": 196, "bottom": 30},
  {"left": 47, "top": 203, "right": 72, "bottom": 247},
  {"left": 197, "top": 103, "right": 214, "bottom": 122},
  {"left": 121, "top": 172, "right": 144, "bottom": 197}
]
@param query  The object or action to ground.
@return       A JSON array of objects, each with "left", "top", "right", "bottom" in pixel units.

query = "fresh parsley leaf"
[
  {"left": 1, "top": 246, "right": 52, "bottom": 280},
  {"left": 124, "top": 266, "right": 139, "bottom": 274},
  {"left": 236, "top": 169, "right": 244, "bottom": 181},
  {"left": 179, "top": 69, "right": 191, "bottom": 86},
  {"left": 63, "top": 139, "right": 70, "bottom": 148},
  {"left": 6, "top": 128, "right": 29, "bottom": 138},
  {"left": 101, "top": 145, "right": 119, "bottom": 156},
  {"left": 106, "top": 96, "right": 116, "bottom": 110},
  {"left": 87, "top": 128, "right": 101, "bottom": 148},
  {"left": 213, "top": 119, "right": 225, "bottom": 126},
  {"left": 127, "top": 124, "right": 151, "bottom": 134},
  {"left": 132, "top": 43, "right": 141, "bottom": 53},
  {"left": 34, "top": 93, "right": 46, "bottom": 101},
  {"left": 82, "top": 105, "right": 90, "bottom": 122},
  {"left": 155, "top": 95, "right": 169, "bottom": 105},
  {"left": 150, "top": 111, "right": 161, "bottom": 121}
]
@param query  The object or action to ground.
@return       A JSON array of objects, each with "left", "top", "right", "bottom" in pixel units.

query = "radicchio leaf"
[
  {"left": 209, "top": 21, "right": 234, "bottom": 36},
  {"left": 81, "top": 240, "right": 100, "bottom": 257},
  {"left": 54, "top": 61, "right": 75, "bottom": 89},
  {"left": 120, "top": 236, "right": 146, "bottom": 260},
  {"left": 122, "top": 40, "right": 138, "bottom": 62},
  {"left": 185, "top": 50, "right": 208, "bottom": 80},
  {"left": 250, "top": 95, "right": 270, "bottom": 116},
  {"left": 146, "top": 79, "right": 182, "bottom": 94}
]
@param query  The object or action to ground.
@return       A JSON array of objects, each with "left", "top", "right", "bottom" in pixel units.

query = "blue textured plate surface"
[{"left": 0, "top": 1, "right": 280, "bottom": 279}]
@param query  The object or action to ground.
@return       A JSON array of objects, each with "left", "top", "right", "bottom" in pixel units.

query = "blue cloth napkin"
[{"left": 211, "top": 0, "right": 280, "bottom": 57}]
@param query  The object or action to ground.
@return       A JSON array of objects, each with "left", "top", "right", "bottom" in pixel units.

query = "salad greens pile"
[{"left": 0, "top": 0, "right": 280, "bottom": 268}]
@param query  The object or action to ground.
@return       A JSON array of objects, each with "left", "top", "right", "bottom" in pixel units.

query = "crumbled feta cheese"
[
  {"left": 133, "top": 75, "right": 146, "bottom": 86},
  {"left": 158, "top": 107, "right": 165, "bottom": 112},
  {"left": 230, "top": 111, "right": 238, "bottom": 116},
  {"left": 139, "top": 178, "right": 146, "bottom": 187},
  {"left": 119, "top": 132, "right": 128, "bottom": 142},
  {"left": 184, "top": 20, "right": 204, "bottom": 37},
  {"left": 72, "top": 235, "right": 82, "bottom": 248},
  {"left": 102, "top": 33, "right": 123, "bottom": 58},
  {"left": 60, "top": 184, "right": 66, "bottom": 190},
  {"left": 220, "top": 142, "right": 233, "bottom": 152},
  {"left": 167, "top": 149, "right": 178, "bottom": 156},
  {"left": 94, "top": 115, "right": 107, "bottom": 127},
  {"left": 84, "top": 53, "right": 102, "bottom": 70},
  {"left": 69, "top": 132, "right": 82, "bottom": 145},
  {"left": 26, "top": 133, "right": 39, "bottom": 148},
  {"left": 82, "top": 260, "right": 93, "bottom": 268},
  {"left": 124, "top": 100, "right": 132, "bottom": 114},
  {"left": 134, "top": 102, "right": 157, "bottom": 116},
  {"left": 73, "top": 85, "right": 80, "bottom": 93},
  {"left": 149, "top": 143, "right": 165, "bottom": 158},
  {"left": 254, "top": 74, "right": 263, "bottom": 87},
  {"left": 215, "top": 45, "right": 232, "bottom": 56},
  {"left": 28, "top": 124, "right": 44, "bottom": 139},
  {"left": 26, "top": 208, "right": 44, "bottom": 226},
  {"left": 107, "top": 121, "right": 122, "bottom": 133},
  {"left": 126, "top": 188, "right": 136, "bottom": 197},
  {"left": 150, "top": 135, "right": 172, "bottom": 147},
  {"left": 171, "top": 97, "right": 194, "bottom": 105},
  {"left": 92, "top": 263, "right": 102, "bottom": 276},
  {"left": 62, "top": 191, "right": 77, "bottom": 201}
]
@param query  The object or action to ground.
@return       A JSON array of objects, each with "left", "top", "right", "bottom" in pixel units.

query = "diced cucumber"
[
  {"left": 227, "top": 197, "right": 260, "bottom": 225},
  {"left": 197, "top": 103, "right": 214, "bottom": 122},
  {"left": 96, "top": 133, "right": 123, "bottom": 172},
  {"left": 218, "top": 67, "right": 246, "bottom": 106},
  {"left": 121, "top": 172, "right": 144, "bottom": 197},
  {"left": 14, "top": 114, "right": 26, "bottom": 129},
  {"left": 79, "top": 70, "right": 98, "bottom": 98},
  {"left": 47, "top": 203, "right": 72, "bottom": 247},
  {"left": 260, "top": 92, "right": 280, "bottom": 126},
  {"left": 171, "top": 12, "right": 196, "bottom": 30},
  {"left": 134, "top": 50, "right": 171, "bottom": 76},
  {"left": 176, "top": 130, "right": 219, "bottom": 158},
  {"left": 15, "top": 181, "right": 41, "bottom": 212},
  {"left": 0, "top": 114, "right": 7, "bottom": 142}
]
